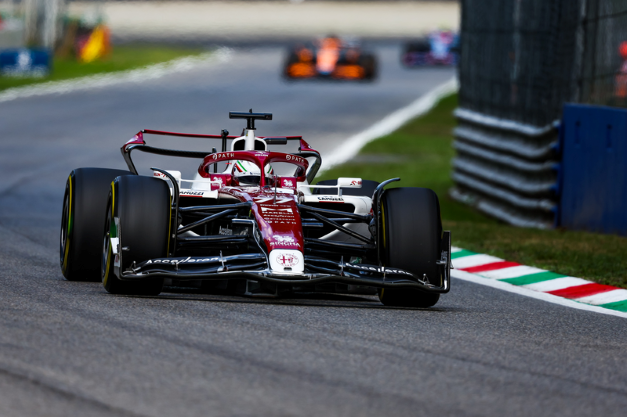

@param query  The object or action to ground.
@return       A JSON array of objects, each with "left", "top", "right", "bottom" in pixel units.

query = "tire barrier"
[
  {"left": 450, "top": 108, "right": 560, "bottom": 229},
  {"left": 453, "top": 0, "right": 627, "bottom": 229}
]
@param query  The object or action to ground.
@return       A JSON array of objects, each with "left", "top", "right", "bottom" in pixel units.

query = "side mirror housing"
[{"left": 337, "top": 177, "right": 362, "bottom": 188}]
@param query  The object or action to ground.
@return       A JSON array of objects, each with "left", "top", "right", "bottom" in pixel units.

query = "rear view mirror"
[{"left": 337, "top": 177, "right": 362, "bottom": 188}]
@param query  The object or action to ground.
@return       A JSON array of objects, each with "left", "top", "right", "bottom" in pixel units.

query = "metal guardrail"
[{"left": 450, "top": 108, "right": 560, "bottom": 229}]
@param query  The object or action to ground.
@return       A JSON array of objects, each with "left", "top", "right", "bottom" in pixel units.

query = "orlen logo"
[
  {"left": 351, "top": 180, "right": 362, "bottom": 186},
  {"left": 276, "top": 252, "right": 299, "bottom": 267}
]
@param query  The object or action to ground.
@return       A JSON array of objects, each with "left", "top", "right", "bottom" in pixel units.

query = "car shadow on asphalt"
[{"left": 108, "top": 288, "right": 458, "bottom": 312}]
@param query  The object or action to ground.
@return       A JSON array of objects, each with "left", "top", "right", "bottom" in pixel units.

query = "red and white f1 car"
[{"left": 60, "top": 111, "right": 451, "bottom": 307}]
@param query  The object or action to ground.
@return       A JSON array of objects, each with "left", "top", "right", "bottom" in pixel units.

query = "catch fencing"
[{"left": 452, "top": 0, "right": 627, "bottom": 228}]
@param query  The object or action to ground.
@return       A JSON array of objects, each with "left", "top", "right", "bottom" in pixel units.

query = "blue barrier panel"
[
  {"left": 560, "top": 104, "right": 627, "bottom": 235},
  {"left": 0, "top": 48, "right": 51, "bottom": 77}
]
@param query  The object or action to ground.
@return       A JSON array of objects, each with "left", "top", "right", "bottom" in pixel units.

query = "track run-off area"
[{"left": 0, "top": 46, "right": 626, "bottom": 417}]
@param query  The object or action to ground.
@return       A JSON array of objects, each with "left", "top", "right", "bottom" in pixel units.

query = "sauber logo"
[{"left": 276, "top": 253, "right": 299, "bottom": 267}]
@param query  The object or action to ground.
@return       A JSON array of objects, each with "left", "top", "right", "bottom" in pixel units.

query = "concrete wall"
[{"left": 66, "top": 1, "right": 460, "bottom": 42}]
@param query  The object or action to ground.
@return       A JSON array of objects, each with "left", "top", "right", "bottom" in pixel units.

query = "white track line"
[
  {"left": 453, "top": 269, "right": 627, "bottom": 319},
  {"left": 319, "top": 77, "right": 458, "bottom": 172},
  {"left": 0, "top": 47, "right": 233, "bottom": 104}
]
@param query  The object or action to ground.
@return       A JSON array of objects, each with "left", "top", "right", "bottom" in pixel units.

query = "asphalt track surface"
[{"left": 0, "top": 46, "right": 626, "bottom": 416}]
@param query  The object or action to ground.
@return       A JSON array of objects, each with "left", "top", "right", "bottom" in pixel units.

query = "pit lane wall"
[{"left": 451, "top": 0, "right": 627, "bottom": 230}]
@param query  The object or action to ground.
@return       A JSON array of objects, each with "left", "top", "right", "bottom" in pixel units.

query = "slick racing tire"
[
  {"left": 60, "top": 168, "right": 133, "bottom": 281},
  {"left": 282, "top": 51, "right": 300, "bottom": 80},
  {"left": 378, "top": 187, "right": 442, "bottom": 308},
  {"left": 102, "top": 175, "right": 170, "bottom": 296},
  {"left": 313, "top": 179, "right": 380, "bottom": 197}
]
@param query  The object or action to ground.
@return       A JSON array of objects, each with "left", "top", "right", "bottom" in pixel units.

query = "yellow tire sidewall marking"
[
  {"left": 103, "top": 182, "right": 115, "bottom": 287},
  {"left": 379, "top": 204, "right": 386, "bottom": 301},
  {"left": 62, "top": 175, "right": 72, "bottom": 270}
]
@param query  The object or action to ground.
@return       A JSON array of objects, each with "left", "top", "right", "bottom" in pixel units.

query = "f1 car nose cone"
[{"left": 269, "top": 249, "right": 304, "bottom": 274}]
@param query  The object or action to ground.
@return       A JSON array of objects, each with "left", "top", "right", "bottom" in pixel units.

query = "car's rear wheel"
[
  {"left": 60, "top": 168, "right": 133, "bottom": 281},
  {"left": 102, "top": 175, "right": 170, "bottom": 295},
  {"left": 378, "top": 187, "right": 442, "bottom": 308},
  {"left": 359, "top": 54, "right": 378, "bottom": 81}
]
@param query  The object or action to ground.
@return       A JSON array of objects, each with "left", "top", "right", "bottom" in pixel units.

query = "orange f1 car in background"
[{"left": 284, "top": 36, "right": 377, "bottom": 81}]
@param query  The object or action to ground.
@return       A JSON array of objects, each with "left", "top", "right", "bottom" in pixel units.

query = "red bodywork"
[
  {"left": 195, "top": 149, "right": 312, "bottom": 253},
  {"left": 121, "top": 130, "right": 319, "bottom": 257}
]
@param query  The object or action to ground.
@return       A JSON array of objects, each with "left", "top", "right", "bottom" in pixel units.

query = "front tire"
[
  {"left": 102, "top": 175, "right": 170, "bottom": 295},
  {"left": 60, "top": 168, "right": 133, "bottom": 281},
  {"left": 378, "top": 187, "right": 442, "bottom": 308}
]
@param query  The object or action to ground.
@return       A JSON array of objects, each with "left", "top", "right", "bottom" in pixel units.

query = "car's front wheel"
[
  {"left": 102, "top": 175, "right": 170, "bottom": 296},
  {"left": 378, "top": 187, "right": 442, "bottom": 308}
]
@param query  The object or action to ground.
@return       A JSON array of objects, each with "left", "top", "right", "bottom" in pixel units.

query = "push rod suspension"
[
  {"left": 306, "top": 211, "right": 372, "bottom": 244},
  {"left": 179, "top": 202, "right": 252, "bottom": 212},
  {"left": 297, "top": 204, "right": 371, "bottom": 222},
  {"left": 177, "top": 209, "right": 237, "bottom": 235}
]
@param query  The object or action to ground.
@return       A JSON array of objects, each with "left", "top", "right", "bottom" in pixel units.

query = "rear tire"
[
  {"left": 359, "top": 54, "right": 378, "bottom": 81},
  {"left": 102, "top": 175, "right": 170, "bottom": 295},
  {"left": 378, "top": 187, "right": 442, "bottom": 308},
  {"left": 60, "top": 168, "right": 133, "bottom": 281}
]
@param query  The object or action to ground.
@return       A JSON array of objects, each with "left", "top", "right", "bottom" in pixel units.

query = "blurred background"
[{"left": 1, "top": 0, "right": 626, "bottom": 239}]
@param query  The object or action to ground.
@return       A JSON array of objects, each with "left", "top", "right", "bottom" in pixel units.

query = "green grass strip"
[
  {"left": 0, "top": 45, "right": 206, "bottom": 92},
  {"left": 500, "top": 271, "right": 568, "bottom": 286},
  {"left": 598, "top": 300, "right": 627, "bottom": 312},
  {"left": 451, "top": 249, "right": 476, "bottom": 259}
]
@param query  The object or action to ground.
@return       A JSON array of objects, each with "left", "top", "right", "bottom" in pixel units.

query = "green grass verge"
[
  {"left": 0, "top": 44, "right": 206, "bottom": 91},
  {"left": 318, "top": 94, "right": 627, "bottom": 288}
]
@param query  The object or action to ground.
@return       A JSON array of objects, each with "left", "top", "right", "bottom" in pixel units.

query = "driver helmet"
[{"left": 230, "top": 160, "right": 274, "bottom": 186}]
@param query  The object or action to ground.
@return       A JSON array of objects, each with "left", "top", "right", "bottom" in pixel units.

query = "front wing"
[{"left": 116, "top": 244, "right": 451, "bottom": 294}]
